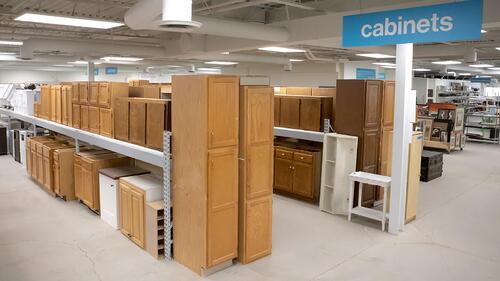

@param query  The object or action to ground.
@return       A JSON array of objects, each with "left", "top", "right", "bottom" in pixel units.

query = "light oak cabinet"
[
  {"left": 80, "top": 105, "right": 90, "bottom": 131},
  {"left": 119, "top": 174, "right": 162, "bottom": 249},
  {"left": 89, "top": 82, "right": 99, "bottom": 106},
  {"left": 72, "top": 104, "right": 81, "bottom": 129},
  {"left": 53, "top": 148, "right": 77, "bottom": 200},
  {"left": 238, "top": 86, "right": 273, "bottom": 264},
  {"left": 79, "top": 82, "right": 89, "bottom": 105},
  {"left": 114, "top": 98, "right": 129, "bottom": 141},
  {"left": 89, "top": 106, "right": 100, "bottom": 134},
  {"left": 273, "top": 146, "right": 321, "bottom": 202},
  {"left": 172, "top": 75, "right": 239, "bottom": 275},
  {"left": 74, "top": 152, "right": 130, "bottom": 212},
  {"left": 42, "top": 142, "right": 71, "bottom": 193},
  {"left": 99, "top": 108, "right": 113, "bottom": 138},
  {"left": 98, "top": 82, "right": 129, "bottom": 108},
  {"left": 40, "top": 86, "right": 51, "bottom": 120},
  {"left": 70, "top": 82, "right": 80, "bottom": 104},
  {"left": 61, "top": 85, "right": 73, "bottom": 126}
]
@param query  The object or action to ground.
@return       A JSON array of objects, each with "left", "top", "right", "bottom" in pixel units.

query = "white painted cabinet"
[
  {"left": 99, "top": 167, "right": 149, "bottom": 229},
  {"left": 319, "top": 133, "right": 358, "bottom": 215}
]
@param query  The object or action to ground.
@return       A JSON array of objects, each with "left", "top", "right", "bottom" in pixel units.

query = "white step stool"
[{"left": 348, "top": 171, "right": 391, "bottom": 231}]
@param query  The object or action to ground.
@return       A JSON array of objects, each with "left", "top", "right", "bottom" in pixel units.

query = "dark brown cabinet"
[
  {"left": 335, "top": 79, "right": 383, "bottom": 206},
  {"left": 279, "top": 97, "right": 300, "bottom": 129},
  {"left": 276, "top": 96, "right": 333, "bottom": 132},
  {"left": 273, "top": 146, "right": 321, "bottom": 202}
]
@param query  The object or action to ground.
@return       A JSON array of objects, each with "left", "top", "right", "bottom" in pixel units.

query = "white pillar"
[
  {"left": 87, "top": 62, "right": 95, "bottom": 82},
  {"left": 389, "top": 43, "right": 413, "bottom": 234}
]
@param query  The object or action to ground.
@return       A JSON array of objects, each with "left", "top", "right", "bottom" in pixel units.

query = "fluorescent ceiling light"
[
  {"left": 53, "top": 64, "right": 75, "bottom": 67},
  {"left": 0, "top": 40, "right": 23, "bottom": 46},
  {"left": 488, "top": 67, "right": 500, "bottom": 70},
  {"left": 458, "top": 73, "right": 471, "bottom": 76},
  {"left": 479, "top": 75, "right": 492, "bottom": 78},
  {"left": 496, "top": 47, "right": 500, "bottom": 51},
  {"left": 290, "top": 59, "right": 304, "bottom": 62},
  {"left": 447, "top": 71, "right": 456, "bottom": 75},
  {"left": 357, "top": 53, "right": 395, "bottom": 59},
  {"left": 381, "top": 66, "right": 396, "bottom": 69},
  {"left": 205, "top": 61, "right": 238, "bottom": 65},
  {"left": 413, "top": 68, "right": 431, "bottom": 72},
  {"left": 481, "top": 29, "right": 487, "bottom": 33},
  {"left": 69, "top": 61, "right": 102, "bottom": 65},
  {"left": 197, "top": 67, "right": 221, "bottom": 71},
  {"left": 0, "top": 55, "right": 18, "bottom": 61},
  {"left": 15, "top": 13, "right": 123, "bottom": 29},
  {"left": 432, "top": 60, "right": 462, "bottom": 65},
  {"left": 101, "top": 56, "right": 143, "bottom": 62},
  {"left": 469, "top": 63, "right": 494, "bottom": 68},
  {"left": 258, "top": 46, "right": 306, "bottom": 53},
  {"left": 221, "top": 52, "right": 230, "bottom": 55},
  {"left": 0, "top": 52, "right": 16, "bottom": 55},
  {"left": 373, "top": 62, "right": 395, "bottom": 66}
]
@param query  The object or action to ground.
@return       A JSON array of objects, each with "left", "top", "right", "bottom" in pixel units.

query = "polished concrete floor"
[{"left": 1, "top": 142, "right": 499, "bottom": 281}]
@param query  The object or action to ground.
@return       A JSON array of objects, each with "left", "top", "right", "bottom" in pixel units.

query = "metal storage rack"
[
  {"left": 464, "top": 97, "right": 500, "bottom": 144},
  {"left": 0, "top": 107, "right": 173, "bottom": 259}
]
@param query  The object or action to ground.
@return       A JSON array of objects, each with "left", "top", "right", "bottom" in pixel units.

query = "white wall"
[
  {"left": 342, "top": 61, "right": 395, "bottom": 80},
  {"left": 0, "top": 70, "right": 59, "bottom": 83}
]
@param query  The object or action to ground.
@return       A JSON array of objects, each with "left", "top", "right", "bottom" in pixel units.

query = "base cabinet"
[
  {"left": 273, "top": 146, "right": 321, "bottom": 202},
  {"left": 53, "top": 148, "right": 77, "bottom": 200}
]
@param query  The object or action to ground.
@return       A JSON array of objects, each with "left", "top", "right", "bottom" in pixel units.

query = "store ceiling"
[{"left": 0, "top": 0, "right": 499, "bottom": 76}]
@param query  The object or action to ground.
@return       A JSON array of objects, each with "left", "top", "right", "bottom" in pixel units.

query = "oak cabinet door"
[
  {"left": 364, "top": 81, "right": 382, "bottom": 129},
  {"left": 129, "top": 187, "right": 145, "bottom": 248},
  {"left": 80, "top": 106, "right": 89, "bottom": 131},
  {"left": 71, "top": 83, "right": 79, "bottom": 103},
  {"left": 55, "top": 87, "right": 62, "bottom": 123},
  {"left": 61, "top": 88, "right": 68, "bottom": 125},
  {"left": 274, "top": 157, "right": 293, "bottom": 193},
  {"left": 208, "top": 77, "right": 238, "bottom": 149},
  {"left": 74, "top": 159, "right": 83, "bottom": 199},
  {"left": 98, "top": 83, "right": 111, "bottom": 108},
  {"left": 89, "top": 106, "right": 100, "bottom": 134},
  {"left": 292, "top": 161, "right": 314, "bottom": 199},
  {"left": 43, "top": 156, "right": 51, "bottom": 190},
  {"left": 129, "top": 101, "right": 146, "bottom": 145},
  {"left": 89, "top": 83, "right": 99, "bottom": 106},
  {"left": 207, "top": 148, "right": 238, "bottom": 267},
  {"left": 72, "top": 105, "right": 81, "bottom": 129},
  {"left": 382, "top": 81, "right": 395, "bottom": 128},
  {"left": 119, "top": 184, "right": 132, "bottom": 235},
  {"left": 146, "top": 102, "right": 166, "bottom": 150},
  {"left": 53, "top": 161, "right": 61, "bottom": 195},
  {"left": 246, "top": 87, "right": 273, "bottom": 144},
  {"left": 299, "top": 98, "right": 321, "bottom": 131},
  {"left": 99, "top": 108, "right": 113, "bottom": 138},
  {"left": 247, "top": 144, "right": 273, "bottom": 199},
  {"left": 274, "top": 96, "right": 280, "bottom": 127},
  {"left": 114, "top": 99, "right": 129, "bottom": 141},
  {"left": 279, "top": 97, "right": 300, "bottom": 129},
  {"left": 81, "top": 161, "right": 93, "bottom": 207},
  {"left": 79, "top": 83, "right": 88, "bottom": 104},
  {"left": 244, "top": 197, "right": 272, "bottom": 262}
]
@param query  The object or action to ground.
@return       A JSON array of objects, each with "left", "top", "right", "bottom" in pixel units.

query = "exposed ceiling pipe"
[{"left": 124, "top": 0, "right": 289, "bottom": 42}]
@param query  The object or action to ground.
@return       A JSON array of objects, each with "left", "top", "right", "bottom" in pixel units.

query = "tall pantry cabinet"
[
  {"left": 335, "top": 79, "right": 383, "bottom": 206},
  {"left": 238, "top": 86, "right": 273, "bottom": 264},
  {"left": 172, "top": 75, "right": 239, "bottom": 275}
]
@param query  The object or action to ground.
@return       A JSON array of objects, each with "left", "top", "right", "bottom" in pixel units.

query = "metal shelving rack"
[
  {"left": 0, "top": 107, "right": 173, "bottom": 260},
  {"left": 464, "top": 97, "right": 500, "bottom": 144}
]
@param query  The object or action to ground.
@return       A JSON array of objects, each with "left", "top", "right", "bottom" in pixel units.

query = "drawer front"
[
  {"left": 275, "top": 148, "right": 293, "bottom": 160},
  {"left": 293, "top": 151, "right": 313, "bottom": 164}
]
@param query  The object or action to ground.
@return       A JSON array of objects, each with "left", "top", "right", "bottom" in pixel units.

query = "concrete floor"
[{"left": 1, "top": 142, "right": 499, "bottom": 281}]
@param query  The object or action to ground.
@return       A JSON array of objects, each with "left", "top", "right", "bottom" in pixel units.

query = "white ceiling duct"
[
  {"left": 159, "top": 0, "right": 201, "bottom": 30},
  {"left": 125, "top": 0, "right": 289, "bottom": 42}
]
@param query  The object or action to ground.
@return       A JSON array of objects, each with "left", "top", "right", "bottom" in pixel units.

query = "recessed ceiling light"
[
  {"left": 381, "top": 65, "right": 396, "bottom": 69},
  {"left": 357, "top": 53, "right": 395, "bottom": 59},
  {"left": 413, "top": 68, "right": 431, "bottom": 72},
  {"left": 53, "top": 64, "right": 75, "bottom": 67},
  {"left": 69, "top": 61, "right": 102, "bottom": 65},
  {"left": 373, "top": 62, "right": 395, "bottom": 66},
  {"left": 101, "top": 56, "right": 143, "bottom": 62},
  {"left": 166, "top": 65, "right": 182, "bottom": 68},
  {"left": 432, "top": 60, "right": 462, "bottom": 65},
  {"left": 458, "top": 73, "right": 471, "bottom": 76},
  {"left": 290, "top": 59, "right": 304, "bottom": 62},
  {"left": 15, "top": 13, "right": 124, "bottom": 29},
  {"left": 258, "top": 46, "right": 306, "bottom": 53},
  {"left": 481, "top": 29, "right": 487, "bottom": 33},
  {"left": 221, "top": 52, "right": 230, "bottom": 55},
  {"left": 488, "top": 67, "right": 500, "bottom": 70},
  {"left": 0, "top": 55, "right": 18, "bottom": 61},
  {"left": 205, "top": 61, "right": 238, "bottom": 65},
  {"left": 197, "top": 67, "right": 221, "bottom": 72},
  {"left": 0, "top": 40, "right": 23, "bottom": 46},
  {"left": 469, "top": 63, "right": 494, "bottom": 68}
]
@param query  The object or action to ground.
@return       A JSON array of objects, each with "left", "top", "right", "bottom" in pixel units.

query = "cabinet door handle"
[
  {"left": 289, "top": 166, "right": 292, "bottom": 169},
  {"left": 300, "top": 157, "right": 304, "bottom": 160},
  {"left": 291, "top": 166, "right": 295, "bottom": 170}
]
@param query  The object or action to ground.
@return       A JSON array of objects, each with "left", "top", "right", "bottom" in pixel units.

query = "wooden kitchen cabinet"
[
  {"left": 238, "top": 86, "right": 273, "bottom": 264},
  {"left": 114, "top": 98, "right": 129, "bottom": 141},
  {"left": 273, "top": 146, "right": 321, "bottom": 202},
  {"left": 129, "top": 85, "right": 161, "bottom": 99},
  {"left": 89, "top": 106, "right": 100, "bottom": 134},
  {"left": 279, "top": 97, "right": 300, "bottom": 129},
  {"left": 61, "top": 85, "right": 69, "bottom": 125},
  {"left": 72, "top": 104, "right": 81, "bottom": 129},
  {"left": 129, "top": 99, "right": 146, "bottom": 145},
  {"left": 119, "top": 174, "right": 162, "bottom": 249},
  {"left": 53, "top": 147, "right": 77, "bottom": 200},
  {"left": 99, "top": 108, "right": 113, "bottom": 138},
  {"left": 286, "top": 87, "right": 312, "bottom": 96},
  {"left": 98, "top": 82, "right": 129, "bottom": 108},
  {"left": 69, "top": 82, "right": 80, "bottom": 104},
  {"left": 274, "top": 95, "right": 281, "bottom": 127},
  {"left": 40, "top": 85, "right": 51, "bottom": 120},
  {"left": 27, "top": 136, "right": 55, "bottom": 180},
  {"left": 80, "top": 105, "right": 90, "bottom": 131},
  {"left": 335, "top": 79, "right": 383, "bottom": 206},
  {"left": 74, "top": 152, "right": 130, "bottom": 212},
  {"left": 299, "top": 97, "right": 333, "bottom": 132},
  {"left": 146, "top": 99, "right": 171, "bottom": 150},
  {"left": 79, "top": 82, "right": 89, "bottom": 105},
  {"left": 172, "top": 75, "right": 239, "bottom": 275},
  {"left": 42, "top": 142, "right": 71, "bottom": 193},
  {"left": 89, "top": 82, "right": 100, "bottom": 106}
]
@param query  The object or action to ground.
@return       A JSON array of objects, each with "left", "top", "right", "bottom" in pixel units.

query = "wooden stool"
[{"left": 348, "top": 171, "right": 391, "bottom": 231}]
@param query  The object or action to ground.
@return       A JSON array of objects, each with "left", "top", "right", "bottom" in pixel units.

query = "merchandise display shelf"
[
  {"left": 0, "top": 108, "right": 163, "bottom": 167},
  {"left": 274, "top": 127, "right": 325, "bottom": 142}
]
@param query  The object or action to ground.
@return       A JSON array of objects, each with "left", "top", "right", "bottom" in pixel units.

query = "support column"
[
  {"left": 87, "top": 62, "right": 95, "bottom": 82},
  {"left": 389, "top": 43, "right": 413, "bottom": 234}
]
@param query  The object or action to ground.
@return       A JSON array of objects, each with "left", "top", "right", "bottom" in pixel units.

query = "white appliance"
[
  {"left": 19, "top": 130, "right": 34, "bottom": 167},
  {"left": 99, "top": 167, "right": 149, "bottom": 229},
  {"left": 11, "top": 90, "right": 38, "bottom": 116}
]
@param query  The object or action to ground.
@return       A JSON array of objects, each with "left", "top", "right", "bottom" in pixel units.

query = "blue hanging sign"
[
  {"left": 105, "top": 67, "right": 118, "bottom": 75},
  {"left": 94, "top": 68, "right": 99, "bottom": 76},
  {"left": 377, "top": 73, "right": 386, "bottom": 80},
  {"left": 356, "top": 68, "right": 376, "bottom": 79},
  {"left": 343, "top": 0, "right": 483, "bottom": 47},
  {"left": 471, "top": 77, "right": 491, "bottom": 83}
]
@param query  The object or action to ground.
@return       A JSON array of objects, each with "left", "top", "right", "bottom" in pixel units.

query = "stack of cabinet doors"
[
  {"left": 172, "top": 75, "right": 239, "bottom": 275},
  {"left": 61, "top": 84, "right": 73, "bottom": 127},
  {"left": 238, "top": 85, "right": 273, "bottom": 264},
  {"left": 118, "top": 174, "right": 162, "bottom": 249},
  {"left": 74, "top": 151, "right": 130, "bottom": 213},
  {"left": 88, "top": 82, "right": 129, "bottom": 137},
  {"left": 335, "top": 79, "right": 383, "bottom": 207},
  {"left": 114, "top": 98, "right": 171, "bottom": 150},
  {"left": 274, "top": 95, "right": 333, "bottom": 131},
  {"left": 273, "top": 145, "right": 322, "bottom": 202}
]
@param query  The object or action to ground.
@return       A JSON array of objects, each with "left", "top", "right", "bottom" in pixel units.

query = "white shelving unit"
[{"left": 319, "top": 133, "right": 358, "bottom": 215}]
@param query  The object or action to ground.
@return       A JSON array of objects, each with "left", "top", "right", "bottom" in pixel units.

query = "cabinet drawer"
[
  {"left": 293, "top": 152, "right": 313, "bottom": 164},
  {"left": 275, "top": 148, "right": 293, "bottom": 160}
]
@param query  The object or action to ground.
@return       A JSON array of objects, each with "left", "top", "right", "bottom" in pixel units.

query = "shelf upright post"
[
  {"left": 7, "top": 115, "right": 11, "bottom": 155},
  {"left": 74, "top": 138, "right": 80, "bottom": 153},
  {"left": 163, "top": 130, "right": 172, "bottom": 260}
]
